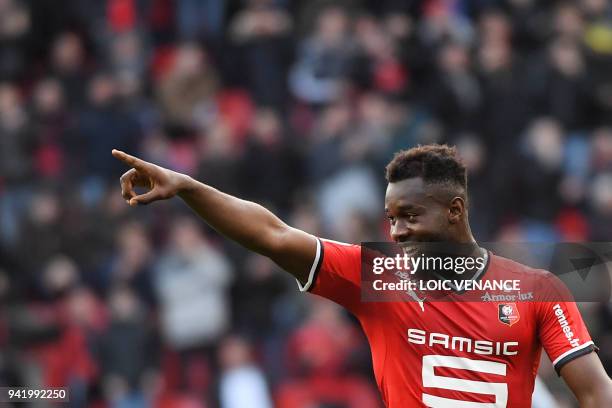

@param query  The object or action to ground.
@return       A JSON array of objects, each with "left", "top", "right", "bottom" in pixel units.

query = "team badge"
[{"left": 498, "top": 303, "right": 520, "bottom": 326}]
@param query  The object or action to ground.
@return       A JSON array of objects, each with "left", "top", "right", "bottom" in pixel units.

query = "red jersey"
[{"left": 297, "top": 238, "right": 597, "bottom": 408}]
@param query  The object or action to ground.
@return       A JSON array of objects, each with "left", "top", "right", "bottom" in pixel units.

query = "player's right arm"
[{"left": 111, "top": 149, "right": 317, "bottom": 285}]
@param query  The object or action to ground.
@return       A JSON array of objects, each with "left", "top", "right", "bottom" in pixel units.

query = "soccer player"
[{"left": 112, "top": 145, "right": 612, "bottom": 407}]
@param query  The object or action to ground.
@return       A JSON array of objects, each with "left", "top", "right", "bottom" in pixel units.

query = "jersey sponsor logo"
[
  {"left": 480, "top": 291, "right": 533, "bottom": 302},
  {"left": 553, "top": 304, "right": 580, "bottom": 347},
  {"left": 407, "top": 328, "right": 519, "bottom": 356},
  {"left": 498, "top": 303, "right": 520, "bottom": 326}
]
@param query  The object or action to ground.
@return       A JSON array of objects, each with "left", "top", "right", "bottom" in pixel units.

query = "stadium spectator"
[
  {"left": 218, "top": 335, "right": 273, "bottom": 408},
  {"left": 154, "top": 217, "right": 233, "bottom": 350},
  {"left": 228, "top": 0, "right": 293, "bottom": 109},
  {"left": 289, "top": 5, "right": 356, "bottom": 104},
  {"left": 156, "top": 43, "right": 219, "bottom": 132},
  {"left": 98, "top": 286, "right": 159, "bottom": 408}
]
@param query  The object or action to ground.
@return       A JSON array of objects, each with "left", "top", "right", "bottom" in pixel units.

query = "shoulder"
[
  {"left": 319, "top": 238, "right": 362, "bottom": 260},
  {"left": 488, "top": 252, "right": 571, "bottom": 302},
  {"left": 488, "top": 253, "right": 554, "bottom": 279},
  {"left": 320, "top": 238, "right": 361, "bottom": 248}
]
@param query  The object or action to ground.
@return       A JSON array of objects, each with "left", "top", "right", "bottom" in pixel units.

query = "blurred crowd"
[{"left": 0, "top": 0, "right": 611, "bottom": 407}]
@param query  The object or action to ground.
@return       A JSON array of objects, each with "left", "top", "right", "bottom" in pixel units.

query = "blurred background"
[{"left": 0, "top": 0, "right": 611, "bottom": 407}]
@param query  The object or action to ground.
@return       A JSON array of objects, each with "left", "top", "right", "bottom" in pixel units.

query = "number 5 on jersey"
[{"left": 422, "top": 355, "right": 508, "bottom": 407}]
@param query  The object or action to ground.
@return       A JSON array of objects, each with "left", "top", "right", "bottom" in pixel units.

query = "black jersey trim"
[{"left": 554, "top": 342, "right": 598, "bottom": 376}]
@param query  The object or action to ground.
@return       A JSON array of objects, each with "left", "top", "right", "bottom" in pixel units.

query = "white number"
[{"left": 422, "top": 355, "right": 508, "bottom": 407}]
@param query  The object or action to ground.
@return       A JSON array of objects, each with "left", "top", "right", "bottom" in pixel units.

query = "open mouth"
[{"left": 397, "top": 242, "right": 426, "bottom": 257}]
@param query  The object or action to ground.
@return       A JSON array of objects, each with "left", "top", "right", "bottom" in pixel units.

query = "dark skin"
[
  {"left": 112, "top": 149, "right": 612, "bottom": 407},
  {"left": 385, "top": 177, "right": 469, "bottom": 245},
  {"left": 111, "top": 149, "right": 317, "bottom": 284},
  {"left": 385, "top": 178, "right": 482, "bottom": 279}
]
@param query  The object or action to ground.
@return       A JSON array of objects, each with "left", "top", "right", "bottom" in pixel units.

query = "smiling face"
[
  {"left": 385, "top": 177, "right": 456, "bottom": 250},
  {"left": 384, "top": 145, "right": 472, "bottom": 252}
]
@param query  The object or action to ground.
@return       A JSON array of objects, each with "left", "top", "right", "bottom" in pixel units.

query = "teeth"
[
  {"left": 398, "top": 242, "right": 416, "bottom": 248},
  {"left": 400, "top": 245, "right": 420, "bottom": 255}
]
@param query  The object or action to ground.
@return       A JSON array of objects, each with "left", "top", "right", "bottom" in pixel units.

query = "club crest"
[{"left": 498, "top": 303, "right": 520, "bottom": 326}]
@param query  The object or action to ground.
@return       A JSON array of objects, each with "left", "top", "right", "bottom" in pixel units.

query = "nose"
[{"left": 390, "top": 220, "right": 412, "bottom": 243}]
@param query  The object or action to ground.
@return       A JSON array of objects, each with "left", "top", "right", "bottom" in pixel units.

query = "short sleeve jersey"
[{"left": 297, "top": 238, "right": 597, "bottom": 408}]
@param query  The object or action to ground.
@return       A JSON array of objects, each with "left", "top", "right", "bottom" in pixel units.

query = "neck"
[
  {"left": 444, "top": 221, "right": 483, "bottom": 265},
  {"left": 453, "top": 219, "right": 478, "bottom": 245}
]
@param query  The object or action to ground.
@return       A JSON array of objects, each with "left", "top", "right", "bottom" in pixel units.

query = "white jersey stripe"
[
  {"left": 552, "top": 340, "right": 594, "bottom": 367},
  {"left": 296, "top": 237, "right": 321, "bottom": 292}
]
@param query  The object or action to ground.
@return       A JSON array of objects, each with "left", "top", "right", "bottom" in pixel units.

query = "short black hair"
[{"left": 385, "top": 144, "right": 467, "bottom": 193}]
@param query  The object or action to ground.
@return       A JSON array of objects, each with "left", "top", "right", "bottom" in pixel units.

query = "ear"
[{"left": 448, "top": 196, "right": 465, "bottom": 224}]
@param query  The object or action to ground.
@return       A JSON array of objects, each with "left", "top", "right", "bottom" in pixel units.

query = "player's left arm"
[
  {"left": 560, "top": 352, "right": 612, "bottom": 407},
  {"left": 535, "top": 273, "right": 612, "bottom": 407}
]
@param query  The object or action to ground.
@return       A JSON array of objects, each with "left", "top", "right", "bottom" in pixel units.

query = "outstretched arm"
[
  {"left": 560, "top": 352, "right": 612, "bottom": 407},
  {"left": 111, "top": 149, "right": 317, "bottom": 284}
]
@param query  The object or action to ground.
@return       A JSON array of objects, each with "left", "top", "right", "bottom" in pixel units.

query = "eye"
[
  {"left": 387, "top": 215, "right": 396, "bottom": 225},
  {"left": 407, "top": 214, "right": 417, "bottom": 223}
]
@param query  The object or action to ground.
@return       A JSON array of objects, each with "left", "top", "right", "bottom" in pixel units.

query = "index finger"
[{"left": 112, "top": 149, "right": 148, "bottom": 170}]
